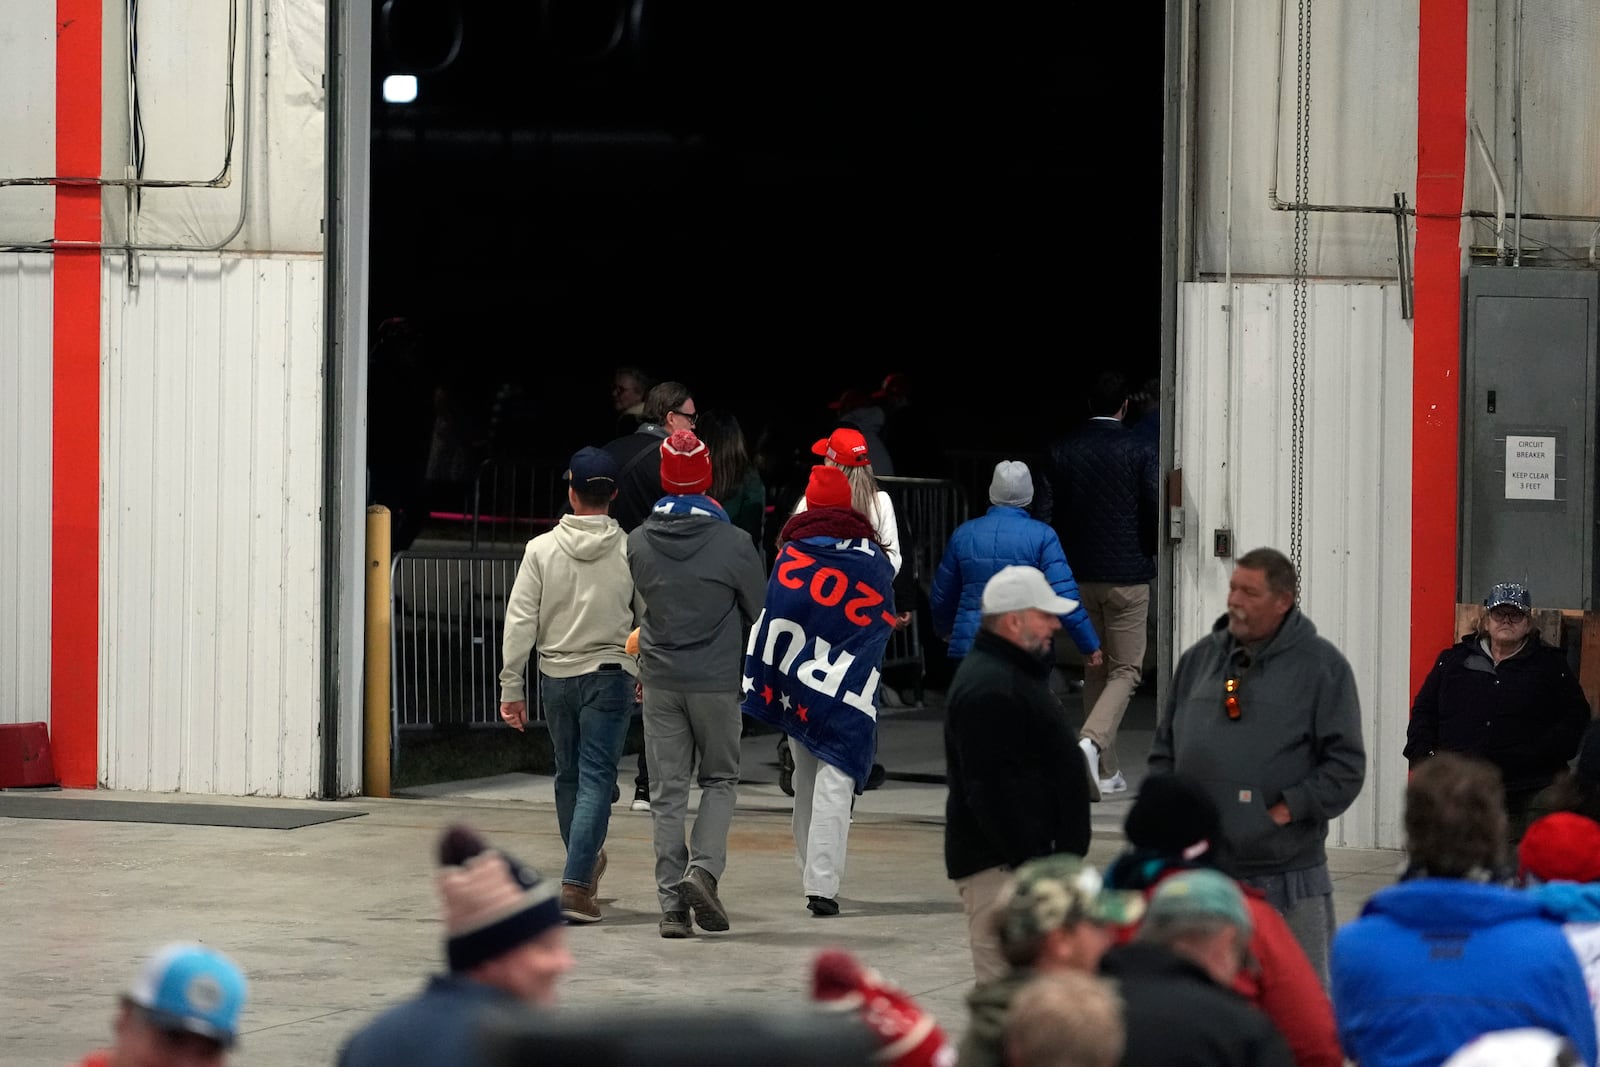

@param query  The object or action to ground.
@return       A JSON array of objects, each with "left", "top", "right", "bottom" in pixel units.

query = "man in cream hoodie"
[{"left": 499, "top": 446, "right": 639, "bottom": 924}]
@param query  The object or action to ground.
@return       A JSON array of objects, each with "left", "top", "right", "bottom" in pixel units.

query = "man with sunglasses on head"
[{"left": 1150, "top": 547, "right": 1365, "bottom": 989}]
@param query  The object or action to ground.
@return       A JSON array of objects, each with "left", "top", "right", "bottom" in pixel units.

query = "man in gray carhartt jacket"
[
  {"left": 628, "top": 429, "right": 766, "bottom": 940},
  {"left": 1149, "top": 546, "right": 1365, "bottom": 987}
]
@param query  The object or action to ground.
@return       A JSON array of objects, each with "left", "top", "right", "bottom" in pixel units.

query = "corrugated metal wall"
[
  {"left": 1176, "top": 281, "right": 1412, "bottom": 850},
  {"left": 100, "top": 254, "right": 324, "bottom": 795},
  {"left": 0, "top": 255, "right": 54, "bottom": 727}
]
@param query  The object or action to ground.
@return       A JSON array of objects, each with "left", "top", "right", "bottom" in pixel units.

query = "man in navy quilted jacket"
[{"left": 1036, "top": 370, "right": 1159, "bottom": 796}]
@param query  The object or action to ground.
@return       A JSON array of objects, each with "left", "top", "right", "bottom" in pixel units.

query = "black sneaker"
[
  {"left": 676, "top": 866, "right": 730, "bottom": 931},
  {"left": 611, "top": 782, "right": 621, "bottom": 804},
  {"left": 659, "top": 910, "right": 693, "bottom": 938},
  {"left": 778, "top": 741, "right": 796, "bottom": 798},
  {"left": 807, "top": 895, "right": 840, "bottom": 917},
  {"left": 631, "top": 783, "right": 651, "bottom": 812}
]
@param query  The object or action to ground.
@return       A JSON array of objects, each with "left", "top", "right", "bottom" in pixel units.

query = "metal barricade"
[
  {"left": 470, "top": 458, "right": 568, "bottom": 552},
  {"left": 875, "top": 476, "right": 970, "bottom": 704},
  {"left": 878, "top": 476, "right": 970, "bottom": 597},
  {"left": 390, "top": 551, "right": 534, "bottom": 732}
]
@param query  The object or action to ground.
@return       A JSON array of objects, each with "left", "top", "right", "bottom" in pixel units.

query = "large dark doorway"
[{"left": 364, "top": 1, "right": 1161, "bottom": 546}]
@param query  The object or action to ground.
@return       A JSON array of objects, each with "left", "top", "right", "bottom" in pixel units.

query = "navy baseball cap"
[
  {"left": 1484, "top": 583, "right": 1532, "bottom": 613},
  {"left": 125, "top": 943, "right": 247, "bottom": 1047},
  {"left": 565, "top": 446, "right": 619, "bottom": 494}
]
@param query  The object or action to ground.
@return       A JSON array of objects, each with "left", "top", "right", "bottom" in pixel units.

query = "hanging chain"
[{"left": 1289, "top": 0, "right": 1312, "bottom": 596}]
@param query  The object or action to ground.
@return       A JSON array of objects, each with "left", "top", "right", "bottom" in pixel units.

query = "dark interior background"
[{"left": 365, "top": 0, "right": 1163, "bottom": 534}]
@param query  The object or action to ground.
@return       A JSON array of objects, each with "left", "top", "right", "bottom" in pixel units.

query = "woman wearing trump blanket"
[{"left": 744, "top": 465, "right": 898, "bottom": 917}]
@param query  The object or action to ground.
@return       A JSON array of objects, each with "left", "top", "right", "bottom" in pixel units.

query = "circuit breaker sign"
[{"left": 1505, "top": 436, "right": 1556, "bottom": 500}]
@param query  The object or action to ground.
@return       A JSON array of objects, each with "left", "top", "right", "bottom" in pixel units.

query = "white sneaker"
[
  {"left": 1099, "top": 771, "right": 1129, "bottom": 794},
  {"left": 1078, "top": 739, "right": 1103, "bottom": 803}
]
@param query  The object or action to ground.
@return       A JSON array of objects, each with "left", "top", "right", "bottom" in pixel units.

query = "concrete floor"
[{"left": 1, "top": 685, "right": 1401, "bottom": 1066}]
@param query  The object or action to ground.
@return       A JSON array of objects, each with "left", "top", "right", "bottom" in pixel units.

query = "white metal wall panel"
[
  {"left": 1175, "top": 281, "right": 1412, "bottom": 850},
  {"left": 1192, "top": 0, "right": 1419, "bottom": 279},
  {"left": 0, "top": 5, "right": 56, "bottom": 242},
  {"left": 101, "top": 253, "right": 323, "bottom": 796},
  {"left": 0, "top": 255, "right": 54, "bottom": 727}
]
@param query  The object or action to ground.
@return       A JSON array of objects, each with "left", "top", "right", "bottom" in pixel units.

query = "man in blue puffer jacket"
[
  {"left": 931, "top": 462, "right": 1103, "bottom": 750},
  {"left": 1331, "top": 755, "right": 1597, "bottom": 1067}
]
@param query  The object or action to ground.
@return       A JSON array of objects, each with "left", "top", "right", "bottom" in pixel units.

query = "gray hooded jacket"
[
  {"left": 1149, "top": 608, "right": 1366, "bottom": 876},
  {"left": 628, "top": 509, "right": 766, "bottom": 692}
]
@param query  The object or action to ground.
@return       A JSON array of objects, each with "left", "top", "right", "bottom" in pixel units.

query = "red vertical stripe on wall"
[
  {"left": 1411, "top": 0, "right": 1468, "bottom": 703},
  {"left": 52, "top": 0, "right": 103, "bottom": 787}
]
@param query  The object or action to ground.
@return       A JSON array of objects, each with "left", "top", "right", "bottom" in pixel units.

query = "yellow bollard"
[{"left": 364, "top": 506, "right": 392, "bottom": 798}]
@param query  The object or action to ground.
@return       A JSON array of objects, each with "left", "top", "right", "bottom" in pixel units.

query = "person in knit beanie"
[
  {"left": 628, "top": 429, "right": 766, "bottom": 938},
  {"left": 746, "top": 465, "right": 898, "bottom": 916},
  {"left": 336, "top": 824, "right": 572, "bottom": 1067},
  {"left": 1103, "top": 774, "right": 1343, "bottom": 1067},
  {"left": 927, "top": 461, "right": 1102, "bottom": 779},
  {"left": 811, "top": 949, "right": 955, "bottom": 1067}
]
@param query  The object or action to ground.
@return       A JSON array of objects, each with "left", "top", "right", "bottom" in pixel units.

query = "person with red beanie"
[
  {"left": 811, "top": 949, "right": 955, "bottom": 1067},
  {"left": 1520, "top": 811, "right": 1600, "bottom": 1043},
  {"left": 744, "top": 466, "right": 897, "bottom": 916},
  {"left": 627, "top": 430, "right": 766, "bottom": 939}
]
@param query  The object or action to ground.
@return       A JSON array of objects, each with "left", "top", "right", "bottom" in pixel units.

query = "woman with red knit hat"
[
  {"left": 743, "top": 465, "right": 899, "bottom": 917},
  {"left": 780, "top": 428, "right": 906, "bottom": 795}
]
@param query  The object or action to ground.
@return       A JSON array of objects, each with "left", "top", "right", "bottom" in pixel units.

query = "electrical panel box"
[{"left": 1460, "top": 266, "right": 1600, "bottom": 609}]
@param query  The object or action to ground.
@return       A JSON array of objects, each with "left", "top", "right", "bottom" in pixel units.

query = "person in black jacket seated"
[
  {"left": 1102, "top": 869, "right": 1294, "bottom": 1067},
  {"left": 1405, "top": 582, "right": 1590, "bottom": 843},
  {"left": 944, "top": 565, "right": 1092, "bottom": 982}
]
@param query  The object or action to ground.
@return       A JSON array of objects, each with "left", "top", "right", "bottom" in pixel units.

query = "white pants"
[{"left": 790, "top": 743, "right": 855, "bottom": 900}]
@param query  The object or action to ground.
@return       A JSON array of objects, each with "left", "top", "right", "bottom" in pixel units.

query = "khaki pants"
[
  {"left": 1078, "top": 582, "right": 1149, "bottom": 777},
  {"left": 955, "top": 865, "right": 1013, "bottom": 982}
]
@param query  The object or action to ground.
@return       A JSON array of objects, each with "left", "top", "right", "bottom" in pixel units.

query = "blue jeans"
[{"left": 540, "top": 669, "right": 633, "bottom": 887}]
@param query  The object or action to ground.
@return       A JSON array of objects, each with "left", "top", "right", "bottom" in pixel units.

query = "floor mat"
[{"left": 0, "top": 794, "right": 366, "bottom": 829}]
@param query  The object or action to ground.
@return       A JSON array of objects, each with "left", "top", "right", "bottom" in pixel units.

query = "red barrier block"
[{"left": 0, "top": 722, "right": 60, "bottom": 788}]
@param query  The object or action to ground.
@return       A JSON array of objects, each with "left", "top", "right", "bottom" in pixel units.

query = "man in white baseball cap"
[{"left": 944, "top": 565, "right": 1093, "bottom": 982}]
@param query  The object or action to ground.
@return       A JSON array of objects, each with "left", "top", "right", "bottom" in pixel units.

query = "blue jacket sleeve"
[
  {"left": 1038, "top": 530, "right": 1100, "bottom": 654},
  {"left": 930, "top": 537, "right": 961, "bottom": 639}
]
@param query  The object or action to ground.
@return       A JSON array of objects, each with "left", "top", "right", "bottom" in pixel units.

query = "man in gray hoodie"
[
  {"left": 1149, "top": 546, "right": 1365, "bottom": 986},
  {"left": 628, "top": 429, "right": 767, "bottom": 938}
]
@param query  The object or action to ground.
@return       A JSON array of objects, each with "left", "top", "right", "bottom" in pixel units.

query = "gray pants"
[
  {"left": 1242, "top": 869, "right": 1336, "bottom": 989},
  {"left": 643, "top": 686, "right": 742, "bottom": 912}
]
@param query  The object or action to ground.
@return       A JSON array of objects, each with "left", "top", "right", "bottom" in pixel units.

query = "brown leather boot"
[
  {"left": 561, "top": 883, "right": 601, "bottom": 923},
  {"left": 591, "top": 848, "right": 607, "bottom": 897}
]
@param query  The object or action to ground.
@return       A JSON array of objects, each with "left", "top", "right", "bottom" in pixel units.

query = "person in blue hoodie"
[{"left": 1331, "top": 754, "right": 1597, "bottom": 1067}]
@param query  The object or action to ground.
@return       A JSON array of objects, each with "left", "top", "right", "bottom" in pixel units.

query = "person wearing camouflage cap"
[{"left": 956, "top": 855, "right": 1142, "bottom": 1067}]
